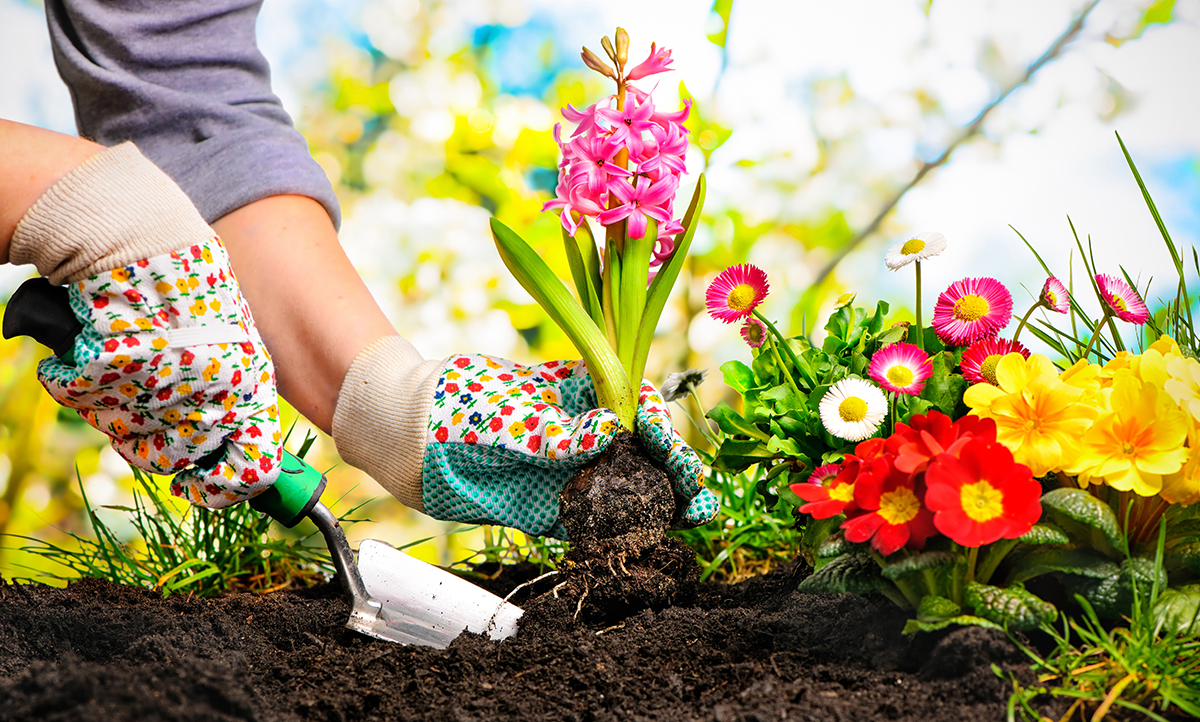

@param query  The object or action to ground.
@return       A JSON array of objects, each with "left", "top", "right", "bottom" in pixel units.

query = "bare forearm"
[
  {"left": 0, "top": 120, "right": 103, "bottom": 263},
  {"left": 210, "top": 195, "right": 397, "bottom": 434}
]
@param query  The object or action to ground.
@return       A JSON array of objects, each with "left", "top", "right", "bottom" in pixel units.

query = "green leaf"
[
  {"left": 815, "top": 530, "right": 853, "bottom": 559},
  {"left": 1063, "top": 556, "right": 1167, "bottom": 619},
  {"left": 633, "top": 177, "right": 705, "bottom": 387},
  {"left": 1151, "top": 585, "right": 1200, "bottom": 635},
  {"left": 881, "top": 551, "right": 959, "bottom": 581},
  {"left": 561, "top": 223, "right": 603, "bottom": 326},
  {"left": 1007, "top": 547, "right": 1119, "bottom": 585},
  {"left": 707, "top": 401, "right": 769, "bottom": 441},
  {"left": 707, "top": 0, "right": 733, "bottom": 47},
  {"left": 903, "top": 615, "right": 1004, "bottom": 635},
  {"left": 490, "top": 217, "right": 634, "bottom": 426},
  {"left": 719, "top": 359, "right": 756, "bottom": 394},
  {"left": 1040, "top": 487, "right": 1124, "bottom": 554},
  {"left": 916, "top": 594, "right": 962, "bottom": 621},
  {"left": 963, "top": 582, "right": 1057, "bottom": 631},
  {"left": 710, "top": 439, "right": 775, "bottom": 472},
  {"left": 766, "top": 435, "right": 805, "bottom": 458},
  {"left": 1018, "top": 523, "right": 1072, "bottom": 546},
  {"left": 875, "top": 324, "right": 909, "bottom": 346},
  {"left": 797, "top": 552, "right": 885, "bottom": 595},
  {"left": 919, "top": 351, "right": 968, "bottom": 416},
  {"left": 618, "top": 217, "right": 656, "bottom": 373},
  {"left": 1174, "top": 541, "right": 1200, "bottom": 575}
]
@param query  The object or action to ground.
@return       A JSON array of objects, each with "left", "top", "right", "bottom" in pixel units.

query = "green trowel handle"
[{"left": 250, "top": 451, "right": 327, "bottom": 528}]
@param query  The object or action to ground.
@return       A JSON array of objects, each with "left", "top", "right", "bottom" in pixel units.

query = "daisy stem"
[
  {"left": 753, "top": 309, "right": 805, "bottom": 391},
  {"left": 912, "top": 260, "right": 924, "bottom": 351},
  {"left": 1011, "top": 301, "right": 1042, "bottom": 346},
  {"left": 1078, "top": 310, "right": 1110, "bottom": 362},
  {"left": 764, "top": 331, "right": 802, "bottom": 398}
]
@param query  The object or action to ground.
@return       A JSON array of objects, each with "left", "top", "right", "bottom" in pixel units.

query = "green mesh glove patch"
[{"left": 635, "top": 381, "right": 721, "bottom": 527}]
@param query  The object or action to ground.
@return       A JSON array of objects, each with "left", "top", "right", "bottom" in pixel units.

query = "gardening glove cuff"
[
  {"left": 10, "top": 142, "right": 216, "bottom": 286},
  {"left": 330, "top": 335, "right": 445, "bottom": 510}
]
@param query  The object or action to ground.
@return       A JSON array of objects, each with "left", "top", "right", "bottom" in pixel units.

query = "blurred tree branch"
[{"left": 811, "top": 0, "right": 1101, "bottom": 290}]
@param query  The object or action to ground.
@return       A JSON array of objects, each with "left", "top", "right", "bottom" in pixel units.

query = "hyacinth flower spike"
[{"left": 491, "top": 28, "right": 705, "bottom": 431}]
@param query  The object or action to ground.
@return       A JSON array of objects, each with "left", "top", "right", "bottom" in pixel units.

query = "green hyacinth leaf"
[
  {"left": 964, "top": 582, "right": 1057, "bottom": 631},
  {"left": 1039, "top": 488, "right": 1125, "bottom": 554},
  {"left": 561, "top": 222, "right": 603, "bottom": 326},
  {"left": 797, "top": 552, "right": 884, "bottom": 595},
  {"left": 881, "top": 551, "right": 959, "bottom": 581}
]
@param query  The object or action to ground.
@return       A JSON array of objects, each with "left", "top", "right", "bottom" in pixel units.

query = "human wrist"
[
  {"left": 331, "top": 335, "right": 444, "bottom": 510},
  {"left": 10, "top": 142, "right": 214, "bottom": 284}
]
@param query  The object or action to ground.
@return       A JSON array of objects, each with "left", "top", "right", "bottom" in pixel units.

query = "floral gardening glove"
[
  {"left": 9, "top": 143, "right": 281, "bottom": 509},
  {"left": 330, "top": 344, "right": 719, "bottom": 539}
]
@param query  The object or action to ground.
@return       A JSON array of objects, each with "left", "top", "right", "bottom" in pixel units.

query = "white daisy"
[
  {"left": 884, "top": 231, "right": 947, "bottom": 270},
  {"left": 661, "top": 368, "right": 708, "bottom": 402},
  {"left": 819, "top": 377, "right": 887, "bottom": 442}
]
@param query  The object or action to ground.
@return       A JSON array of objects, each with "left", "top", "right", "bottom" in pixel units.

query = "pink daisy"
[
  {"left": 1095, "top": 273, "right": 1149, "bottom": 324},
  {"left": 1041, "top": 277, "right": 1069, "bottom": 314},
  {"left": 960, "top": 337, "right": 1031, "bottom": 385},
  {"left": 740, "top": 317, "right": 768, "bottom": 348},
  {"left": 868, "top": 342, "right": 933, "bottom": 395},
  {"left": 705, "top": 264, "right": 770, "bottom": 323},
  {"left": 931, "top": 277, "right": 1013, "bottom": 347},
  {"left": 806, "top": 463, "right": 842, "bottom": 487}
]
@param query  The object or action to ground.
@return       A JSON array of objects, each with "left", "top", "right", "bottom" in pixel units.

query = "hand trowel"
[{"left": 3, "top": 276, "right": 523, "bottom": 649}]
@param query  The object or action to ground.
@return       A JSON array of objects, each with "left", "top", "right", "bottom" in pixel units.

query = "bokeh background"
[{"left": 1, "top": 0, "right": 1198, "bottom": 579}]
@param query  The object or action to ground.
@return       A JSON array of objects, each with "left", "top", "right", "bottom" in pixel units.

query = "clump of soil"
[{"left": 542, "top": 431, "right": 699, "bottom": 624}]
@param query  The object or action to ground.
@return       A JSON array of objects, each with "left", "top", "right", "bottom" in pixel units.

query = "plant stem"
[
  {"left": 1011, "top": 301, "right": 1042, "bottom": 346},
  {"left": 965, "top": 545, "right": 979, "bottom": 584},
  {"left": 912, "top": 260, "right": 924, "bottom": 350},
  {"left": 753, "top": 309, "right": 805, "bottom": 391},
  {"left": 765, "top": 331, "right": 802, "bottom": 398},
  {"left": 1078, "top": 309, "right": 1110, "bottom": 361},
  {"left": 975, "top": 539, "right": 1018, "bottom": 585}
]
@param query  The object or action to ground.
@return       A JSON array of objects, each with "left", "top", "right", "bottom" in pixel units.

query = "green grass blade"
[
  {"left": 633, "top": 175, "right": 706, "bottom": 388},
  {"left": 490, "top": 217, "right": 634, "bottom": 427},
  {"left": 1117, "top": 131, "right": 1184, "bottom": 277}
]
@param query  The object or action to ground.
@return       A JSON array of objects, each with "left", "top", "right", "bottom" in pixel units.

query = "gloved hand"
[
  {"left": 332, "top": 347, "right": 719, "bottom": 538},
  {"left": 9, "top": 143, "right": 281, "bottom": 508}
]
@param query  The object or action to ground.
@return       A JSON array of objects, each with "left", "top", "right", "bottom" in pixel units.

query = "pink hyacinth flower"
[
  {"left": 1095, "top": 273, "right": 1150, "bottom": 324},
  {"left": 705, "top": 264, "right": 770, "bottom": 323},
  {"left": 1041, "top": 277, "right": 1069, "bottom": 313},
  {"left": 626, "top": 42, "right": 675, "bottom": 81},
  {"left": 567, "top": 133, "right": 632, "bottom": 196},
  {"left": 931, "top": 277, "right": 1013, "bottom": 347},
  {"left": 597, "top": 175, "right": 676, "bottom": 240}
]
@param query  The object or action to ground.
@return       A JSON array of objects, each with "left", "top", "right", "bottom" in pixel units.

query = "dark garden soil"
[{"left": 0, "top": 559, "right": 1070, "bottom": 722}]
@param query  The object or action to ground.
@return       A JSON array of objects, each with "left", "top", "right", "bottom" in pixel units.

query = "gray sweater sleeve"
[{"left": 43, "top": 0, "right": 341, "bottom": 229}]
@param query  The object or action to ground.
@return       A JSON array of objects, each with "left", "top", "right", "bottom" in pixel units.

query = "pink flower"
[
  {"left": 807, "top": 464, "right": 842, "bottom": 486},
  {"left": 960, "top": 337, "right": 1030, "bottom": 385},
  {"left": 567, "top": 133, "right": 632, "bottom": 196},
  {"left": 626, "top": 42, "right": 674, "bottom": 81},
  {"left": 868, "top": 342, "right": 932, "bottom": 396},
  {"left": 931, "top": 277, "right": 1013, "bottom": 347},
  {"left": 597, "top": 175, "right": 676, "bottom": 240},
  {"left": 740, "top": 317, "right": 768, "bottom": 348},
  {"left": 1095, "top": 273, "right": 1149, "bottom": 324},
  {"left": 597, "top": 95, "right": 657, "bottom": 157},
  {"left": 1041, "top": 277, "right": 1069, "bottom": 313},
  {"left": 705, "top": 264, "right": 770, "bottom": 323}
]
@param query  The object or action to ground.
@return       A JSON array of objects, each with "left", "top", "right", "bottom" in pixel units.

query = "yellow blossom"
[{"left": 1066, "top": 375, "right": 1188, "bottom": 496}]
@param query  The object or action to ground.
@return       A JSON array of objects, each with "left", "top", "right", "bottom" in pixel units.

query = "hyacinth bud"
[
  {"left": 581, "top": 46, "right": 618, "bottom": 80},
  {"left": 600, "top": 35, "right": 617, "bottom": 65},
  {"left": 615, "top": 28, "right": 629, "bottom": 67}
]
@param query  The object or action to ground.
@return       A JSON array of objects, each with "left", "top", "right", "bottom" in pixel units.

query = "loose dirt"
[{"left": 0, "top": 561, "right": 1059, "bottom": 722}]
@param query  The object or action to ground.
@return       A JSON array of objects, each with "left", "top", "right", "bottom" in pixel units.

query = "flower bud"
[
  {"left": 580, "top": 46, "right": 617, "bottom": 80},
  {"left": 600, "top": 35, "right": 617, "bottom": 65},
  {"left": 615, "top": 28, "right": 629, "bottom": 67}
]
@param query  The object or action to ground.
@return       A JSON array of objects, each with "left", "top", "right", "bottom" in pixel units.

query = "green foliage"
[{"left": 9, "top": 468, "right": 342, "bottom": 596}]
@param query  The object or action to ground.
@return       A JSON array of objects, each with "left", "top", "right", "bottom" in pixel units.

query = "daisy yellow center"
[
  {"left": 1044, "top": 291, "right": 1057, "bottom": 306},
  {"left": 1109, "top": 294, "right": 1128, "bottom": 312},
  {"left": 980, "top": 355, "right": 1002, "bottom": 385},
  {"left": 727, "top": 284, "right": 758, "bottom": 311},
  {"left": 901, "top": 238, "right": 926, "bottom": 256},
  {"left": 838, "top": 396, "right": 869, "bottom": 423},
  {"left": 745, "top": 324, "right": 766, "bottom": 344},
  {"left": 878, "top": 487, "right": 921, "bottom": 525},
  {"left": 953, "top": 294, "right": 990, "bottom": 322},
  {"left": 960, "top": 481, "right": 1004, "bottom": 523},
  {"left": 829, "top": 482, "right": 856, "bottom": 502},
  {"left": 887, "top": 365, "right": 914, "bottom": 387}
]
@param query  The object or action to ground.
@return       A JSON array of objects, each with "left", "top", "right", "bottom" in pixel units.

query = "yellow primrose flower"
[
  {"left": 965, "top": 353, "right": 1096, "bottom": 477},
  {"left": 1161, "top": 443, "right": 1200, "bottom": 506},
  {"left": 1164, "top": 354, "right": 1200, "bottom": 422},
  {"left": 1148, "top": 334, "right": 1182, "bottom": 357},
  {"left": 1058, "top": 358, "right": 1103, "bottom": 394},
  {"left": 1066, "top": 375, "right": 1188, "bottom": 497}
]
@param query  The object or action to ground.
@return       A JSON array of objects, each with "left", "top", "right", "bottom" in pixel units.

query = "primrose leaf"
[
  {"left": 815, "top": 530, "right": 854, "bottom": 559},
  {"left": 1062, "top": 556, "right": 1167, "bottom": 619},
  {"left": 916, "top": 594, "right": 962, "bottom": 621},
  {"left": 1007, "top": 547, "right": 1118, "bottom": 585},
  {"left": 881, "top": 551, "right": 959, "bottom": 581},
  {"left": 797, "top": 552, "right": 884, "bottom": 595},
  {"left": 1174, "top": 541, "right": 1200, "bottom": 575},
  {"left": 1039, "top": 488, "right": 1124, "bottom": 554},
  {"left": 719, "top": 360, "right": 756, "bottom": 394},
  {"left": 1017, "top": 523, "right": 1072, "bottom": 546},
  {"left": 903, "top": 615, "right": 1004, "bottom": 635},
  {"left": 1151, "top": 585, "right": 1200, "bottom": 635},
  {"left": 707, "top": 402, "right": 769, "bottom": 441},
  {"left": 963, "top": 582, "right": 1057, "bottom": 631}
]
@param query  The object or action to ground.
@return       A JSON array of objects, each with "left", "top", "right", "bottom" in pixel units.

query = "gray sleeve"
[{"left": 43, "top": 0, "right": 341, "bottom": 229}]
